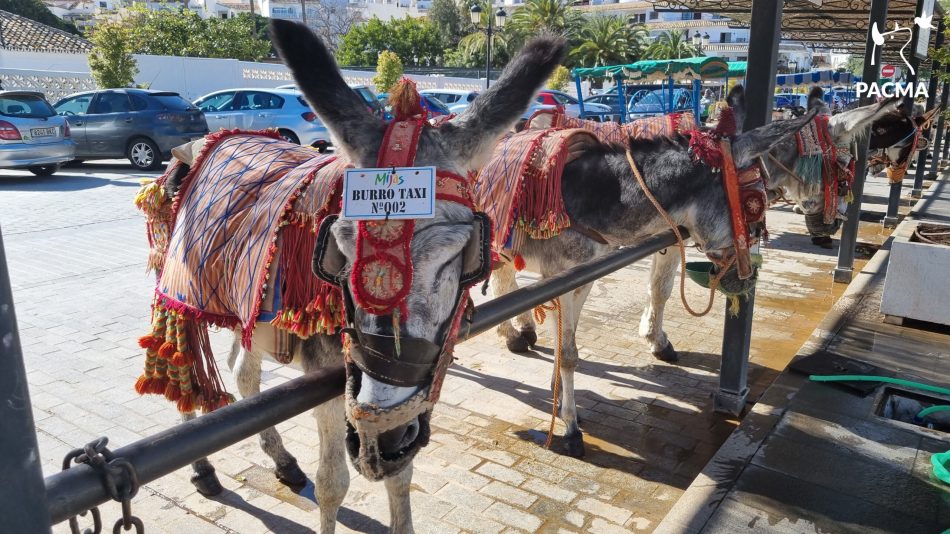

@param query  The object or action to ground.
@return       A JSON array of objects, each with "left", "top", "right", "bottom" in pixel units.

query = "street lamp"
[
  {"left": 691, "top": 30, "right": 710, "bottom": 52},
  {"left": 470, "top": 3, "right": 507, "bottom": 89},
  {"left": 788, "top": 60, "right": 798, "bottom": 73}
]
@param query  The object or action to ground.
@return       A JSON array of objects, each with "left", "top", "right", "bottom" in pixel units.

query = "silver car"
[
  {"left": 419, "top": 89, "right": 479, "bottom": 115},
  {"left": 194, "top": 88, "right": 331, "bottom": 151},
  {"left": 0, "top": 91, "right": 75, "bottom": 176}
]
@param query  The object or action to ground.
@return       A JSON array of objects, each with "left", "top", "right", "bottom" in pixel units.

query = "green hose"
[
  {"left": 808, "top": 375, "right": 950, "bottom": 397},
  {"left": 917, "top": 405, "right": 950, "bottom": 420}
]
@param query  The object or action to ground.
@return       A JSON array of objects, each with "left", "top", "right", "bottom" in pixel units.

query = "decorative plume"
[{"left": 389, "top": 78, "right": 424, "bottom": 121}]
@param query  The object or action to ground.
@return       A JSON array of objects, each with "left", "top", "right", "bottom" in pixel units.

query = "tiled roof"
[{"left": 0, "top": 9, "right": 91, "bottom": 53}]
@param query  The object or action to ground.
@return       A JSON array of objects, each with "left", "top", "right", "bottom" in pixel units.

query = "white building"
[{"left": 210, "top": 0, "right": 427, "bottom": 22}]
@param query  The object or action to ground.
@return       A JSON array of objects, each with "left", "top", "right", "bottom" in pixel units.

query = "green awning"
[
  {"left": 571, "top": 64, "right": 628, "bottom": 79},
  {"left": 622, "top": 57, "right": 729, "bottom": 82},
  {"left": 727, "top": 61, "right": 747, "bottom": 77}
]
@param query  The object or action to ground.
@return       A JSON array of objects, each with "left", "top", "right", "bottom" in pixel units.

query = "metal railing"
[{"left": 22, "top": 228, "right": 685, "bottom": 528}]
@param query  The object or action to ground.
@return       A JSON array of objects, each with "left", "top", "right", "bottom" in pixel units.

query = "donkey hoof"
[
  {"left": 275, "top": 459, "right": 308, "bottom": 489},
  {"left": 563, "top": 433, "right": 585, "bottom": 458},
  {"left": 653, "top": 342, "right": 679, "bottom": 363},
  {"left": 506, "top": 335, "right": 532, "bottom": 353},
  {"left": 191, "top": 469, "right": 223, "bottom": 497},
  {"left": 520, "top": 329, "right": 538, "bottom": 348}
]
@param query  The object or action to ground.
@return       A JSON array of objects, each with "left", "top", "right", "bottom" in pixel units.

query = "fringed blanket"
[
  {"left": 794, "top": 115, "right": 854, "bottom": 224},
  {"left": 524, "top": 109, "right": 696, "bottom": 145},
  {"left": 134, "top": 130, "right": 347, "bottom": 413},
  {"left": 472, "top": 128, "right": 599, "bottom": 255}
]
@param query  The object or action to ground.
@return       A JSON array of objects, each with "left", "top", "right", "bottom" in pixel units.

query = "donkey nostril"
[{"left": 377, "top": 419, "right": 420, "bottom": 456}]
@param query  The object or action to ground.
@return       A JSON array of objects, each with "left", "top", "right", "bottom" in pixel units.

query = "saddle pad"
[
  {"left": 525, "top": 109, "right": 696, "bottom": 145},
  {"left": 157, "top": 134, "right": 343, "bottom": 343},
  {"left": 472, "top": 127, "right": 599, "bottom": 252}
]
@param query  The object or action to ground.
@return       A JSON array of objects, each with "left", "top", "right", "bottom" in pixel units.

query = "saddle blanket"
[{"left": 525, "top": 109, "right": 696, "bottom": 145}]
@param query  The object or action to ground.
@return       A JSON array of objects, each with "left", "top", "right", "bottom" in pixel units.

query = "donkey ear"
[
  {"left": 828, "top": 96, "right": 899, "bottom": 144},
  {"left": 726, "top": 85, "right": 746, "bottom": 132},
  {"left": 270, "top": 19, "right": 385, "bottom": 165},
  {"left": 732, "top": 108, "right": 818, "bottom": 169},
  {"left": 440, "top": 36, "right": 567, "bottom": 171}
]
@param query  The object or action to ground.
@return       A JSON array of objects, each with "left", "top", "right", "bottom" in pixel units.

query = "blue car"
[{"left": 627, "top": 88, "right": 693, "bottom": 119}]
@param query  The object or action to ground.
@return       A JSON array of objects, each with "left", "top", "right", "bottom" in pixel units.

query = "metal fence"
[{"left": 1, "top": 222, "right": 725, "bottom": 531}]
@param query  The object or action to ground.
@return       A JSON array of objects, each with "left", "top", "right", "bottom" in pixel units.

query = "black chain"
[{"left": 61, "top": 438, "right": 144, "bottom": 534}]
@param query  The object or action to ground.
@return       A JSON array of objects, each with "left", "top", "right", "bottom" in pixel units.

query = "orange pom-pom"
[
  {"left": 171, "top": 351, "right": 191, "bottom": 367},
  {"left": 513, "top": 254, "right": 526, "bottom": 271},
  {"left": 158, "top": 342, "right": 176, "bottom": 359},
  {"left": 389, "top": 78, "right": 424, "bottom": 120},
  {"left": 138, "top": 335, "right": 157, "bottom": 349},
  {"left": 148, "top": 377, "right": 168, "bottom": 395}
]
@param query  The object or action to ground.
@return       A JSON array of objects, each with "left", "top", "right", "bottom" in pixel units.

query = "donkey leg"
[
  {"left": 233, "top": 343, "right": 307, "bottom": 488},
  {"left": 312, "top": 397, "right": 349, "bottom": 534},
  {"left": 556, "top": 282, "right": 593, "bottom": 458},
  {"left": 182, "top": 411, "right": 224, "bottom": 496},
  {"left": 384, "top": 464, "right": 415, "bottom": 534},
  {"left": 638, "top": 248, "right": 679, "bottom": 362},
  {"left": 492, "top": 262, "right": 535, "bottom": 352}
]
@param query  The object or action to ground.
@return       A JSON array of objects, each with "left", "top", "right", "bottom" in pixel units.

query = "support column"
[
  {"left": 835, "top": 0, "right": 889, "bottom": 283},
  {"left": 0, "top": 226, "right": 51, "bottom": 533},
  {"left": 931, "top": 77, "right": 950, "bottom": 176},
  {"left": 914, "top": 18, "right": 944, "bottom": 195},
  {"left": 884, "top": 0, "right": 926, "bottom": 227},
  {"left": 714, "top": 0, "right": 782, "bottom": 416}
]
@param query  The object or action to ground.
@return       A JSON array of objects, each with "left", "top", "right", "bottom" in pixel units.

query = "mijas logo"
[{"left": 855, "top": 11, "right": 934, "bottom": 99}]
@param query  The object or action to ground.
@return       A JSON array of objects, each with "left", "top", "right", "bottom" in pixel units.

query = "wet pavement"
[
  {"left": 0, "top": 158, "right": 935, "bottom": 533},
  {"left": 658, "top": 164, "right": 950, "bottom": 533}
]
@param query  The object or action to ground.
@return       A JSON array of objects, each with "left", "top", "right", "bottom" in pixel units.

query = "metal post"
[
  {"left": 835, "top": 0, "right": 889, "bottom": 283},
  {"left": 930, "top": 77, "right": 950, "bottom": 177},
  {"left": 485, "top": 18, "right": 493, "bottom": 90},
  {"left": 884, "top": 0, "right": 926, "bottom": 226},
  {"left": 692, "top": 78, "right": 702, "bottom": 127},
  {"left": 667, "top": 75, "right": 674, "bottom": 113},
  {"left": 915, "top": 18, "right": 945, "bottom": 191},
  {"left": 715, "top": 0, "right": 782, "bottom": 416},
  {"left": 0, "top": 225, "right": 51, "bottom": 533},
  {"left": 574, "top": 74, "right": 585, "bottom": 119},
  {"left": 616, "top": 73, "right": 627, "bottom": 123}
]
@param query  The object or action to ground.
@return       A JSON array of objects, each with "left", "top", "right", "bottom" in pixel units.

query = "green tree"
[
  {"left": 428, "top": 0, "right": 468, "bottom": 47},
  {"left": 546, "top": 65, "right": 570, "bottom": 91},
  {"left": 337, "top": 16, "right": 444, "bottom": 66},
  {"left": 88, "top": 21, "right": 138, "bottom": 88},
  {"left": 507, "top": 0, "right": 583, "bottom": 41},
  {"left": 844, "top": 55, "right": 864, "bottom": 76},
  {"left": 456, "top": 28, "right": 511, "bottom": 68},
  {"left": 0, "top": 0, "right": 79, "bottom": 34},
  {"left": 642, "top": 30, "right": 697, "bottom": 60},
  {"left": 373, "top": 50, "right": 404, "bottom": 93},
  {"left": 570, "top": 16, "right": 646, "bottom": 67},
  {"left": 120, "top": 6, "right": 270, "bottom": 61}
]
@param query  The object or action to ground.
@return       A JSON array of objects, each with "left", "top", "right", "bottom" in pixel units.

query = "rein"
[{"left": 624, "top": 148, "right": 733, "bottom": 318}]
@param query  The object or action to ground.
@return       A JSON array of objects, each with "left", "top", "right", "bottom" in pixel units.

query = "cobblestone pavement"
[{"left": 0, "top": 161, "right": 920, "bottom": 534}]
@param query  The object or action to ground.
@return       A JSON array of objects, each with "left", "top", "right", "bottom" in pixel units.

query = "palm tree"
[
  {"left": 457, "top": 29, "right": 511, "bottom": 67},
  {"left": 570, "top": 16, "right": 646, "bottom": 67},
  {"left": 642, "top": 30, "right": 698, "bottom": 60},
  {"left": 507, "top": 0, "right": 583, "bottom": 41}
]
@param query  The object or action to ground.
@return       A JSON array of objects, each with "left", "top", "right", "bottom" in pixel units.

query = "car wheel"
[
  {"left": 27, "top": 164, "right": 60, "bottom": 176},
  {"left": 278, "top": 129, "right": 300, "bottom": 144},
  {"left": 127, "top": 137, "right": 162, "bottom": 171}
]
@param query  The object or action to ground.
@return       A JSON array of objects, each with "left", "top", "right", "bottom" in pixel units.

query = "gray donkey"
[
  {"left": 161, "top": 21, "right": 566, "bottom": 534},
  {"left": 489, "top": 92, "right": 818, "bottom": 457}
]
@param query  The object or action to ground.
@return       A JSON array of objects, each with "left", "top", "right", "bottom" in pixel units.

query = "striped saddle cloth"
[{"left": 524, "top": 109, "right": 696, "bottom": 145}]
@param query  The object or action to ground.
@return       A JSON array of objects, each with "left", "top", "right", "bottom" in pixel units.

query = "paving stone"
[
  {"left": 479, "top": 480, "right": 537, "bottom": 508},
  {"left": 486, "top": 501, "right": 543, "bottom": 532},
  {"left": 574, "top": 497, "right": 632, "bottom": 525}
]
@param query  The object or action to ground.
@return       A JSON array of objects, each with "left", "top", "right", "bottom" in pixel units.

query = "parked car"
[
  {"left": 53, "top": 89, "right": 208, "bottom": 170},
  {"left": 583, "top": 93, "right": 630, "bottom": 121},
  {"left": 419, "top": 89, "right": 479, "bottom": 114},
  {"left": 536, "top": 90, "right": 612, "bottom": 120},
  {"left": 627, "top": 88, "right": 694, "bottom": 119},
  {"left": 194, "top": 88, "right": 331, "bottom": 151},
  {"left": 277, "top": 83, "right": 386, "bottom": 120},
  {"left": 0, "top": 91, "right": 75, "bottom": 176}
]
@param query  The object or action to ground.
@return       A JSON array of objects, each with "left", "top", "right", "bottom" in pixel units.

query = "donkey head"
[
  {"left": 872, "top": 104, "right": 938, "bottom": 181},
  {"left": 765, "top": 87, "right": 900, "bottom": 237},
  {"left": 271, "top": 20, "right": 566, "bottom": 480}
]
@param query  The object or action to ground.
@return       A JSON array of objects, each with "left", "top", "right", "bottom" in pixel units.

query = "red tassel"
[
  {"left": 134, "top": 375, "right": 150, "bottom": 394},
  {"left": 164, "top": 383, "right": 182, "bottom": 401},
  {"left": 177, "top": 395, "right": 195, "bottom": 413},
  {"left": 514, "top": 254, "right": 526, "bottom": 271},
  {"left": 148, "top": 377, "right": 168, "bottom": 395},
  {"left": 138, "top": 335, "right": 157, "bottom": 349},
  {"left": 158, "top": 342, "right": 176, "bottom": 359}
]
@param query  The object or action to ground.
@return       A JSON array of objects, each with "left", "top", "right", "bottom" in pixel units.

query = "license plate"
[{"left": 30, "top": 127, "right": 56, "bottom": 138}]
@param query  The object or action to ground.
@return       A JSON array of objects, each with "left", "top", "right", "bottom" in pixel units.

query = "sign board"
[
  {"left": 342, "top": 166, "right": 436, "bottom": 220},
  {"left": 881, "top": 64, "right": 896, "bottom": 77},
  {"left": 914, "top": 0, "right": 936, "bottom": 59}
]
